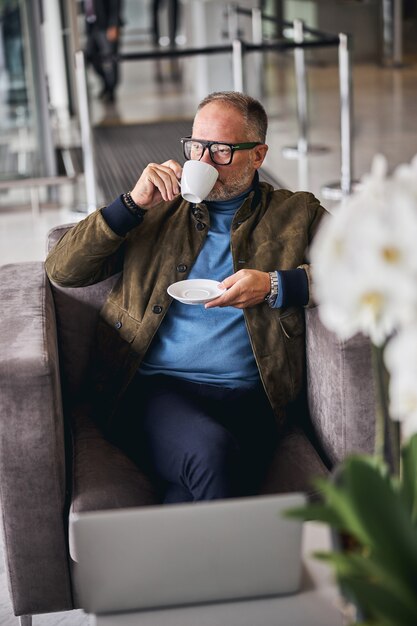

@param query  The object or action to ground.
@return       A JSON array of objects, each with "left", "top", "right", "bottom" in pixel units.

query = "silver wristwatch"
[{"left": 265, "top": 271, "right": 279, "bottom": 308}]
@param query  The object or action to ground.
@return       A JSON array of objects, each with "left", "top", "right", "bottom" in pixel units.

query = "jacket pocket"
[
  {"left": 279, "top": 308, "right": 305, "bottom": 400},
  {"left": 279, "top": 307, "right": 305, "bottom": 339},
  {"left": 89, "top": 302, "right": 140, "bottom": 398},
  {"left": 100, "top": 300, "right": 140, "bottom": 344}
]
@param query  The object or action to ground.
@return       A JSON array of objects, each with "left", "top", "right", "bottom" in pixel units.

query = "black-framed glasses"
[{"left": 181, "top": 137, "right": 262, "bottom": 166}]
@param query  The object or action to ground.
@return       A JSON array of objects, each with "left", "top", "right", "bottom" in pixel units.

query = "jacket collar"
[{"left": 233, "top": 171, "right": 265, "bottom": 225}]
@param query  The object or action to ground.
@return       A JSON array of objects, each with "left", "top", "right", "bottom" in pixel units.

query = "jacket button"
[
  {"left": 196, "top": 222, "right": 206, "bottom": 231},
  {"left": 177, "top": 264, "right": 187, "bottom": 273},
  {"left": 114, "top": 321, "right": 122, "bottom": 329},
  {"left": 152, "top": 305, "right": 163, "bottom": 314}
]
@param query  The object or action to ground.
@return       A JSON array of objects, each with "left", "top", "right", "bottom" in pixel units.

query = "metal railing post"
[
  {"left": 321, "top": 33, "right": 359, "bottom": 200},
  {"left": 294, "top": 19, "right": 307, "bottom": 155},
  {"left": 339, "top": 33, "right": 353, "bottom": 195},
  {"left": 247, "top": 7, "right": 264, "bottom": 98},
  {"left": 282, "top": 19, "right": 328, "bottom": 159},
  {"left": 227, "top": 3, "right": 240, "bottom": 40},
  {"left": 251, "top": 7, "right": 263, "bottom": 98},
  {"left": 232, "top": 39, "right": 245, "bottom": 92},
  {"left": 251, "top": 7, "right": 263, "bottom": 44},
  {"left": 381, "top": 0, "right": 403, "bottom": 66},
  {"left": 393, "top": 0, "right": 403, "bottom": 66},
  {"left": 75, "top": 50, "right": 97, "bottom": 213}
]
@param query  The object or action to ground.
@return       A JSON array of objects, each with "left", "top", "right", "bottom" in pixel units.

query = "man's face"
[{"left": 191, "top": 102, "right": 268, "bottom": 201}]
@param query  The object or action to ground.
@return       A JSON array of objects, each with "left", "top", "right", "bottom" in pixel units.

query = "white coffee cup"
[{"left": 180, "top": 160, "right": 219, "bottom": 203}]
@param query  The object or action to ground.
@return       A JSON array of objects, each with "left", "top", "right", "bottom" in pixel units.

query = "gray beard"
[{"left": 206, "top": 164, "right": 255, "bottom": 201}]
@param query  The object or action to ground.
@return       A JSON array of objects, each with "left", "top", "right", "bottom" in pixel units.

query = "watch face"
[{"left": 266, "top": 293, "right": 278, "bottom": 308}]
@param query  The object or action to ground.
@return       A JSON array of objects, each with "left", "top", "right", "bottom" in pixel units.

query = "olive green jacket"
[{"left": 45, "top": 182, "right": 326, "bottom": 427}]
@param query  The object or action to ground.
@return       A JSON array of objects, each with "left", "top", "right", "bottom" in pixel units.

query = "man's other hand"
[
  {"left": 131, "top": 160, "right": 182, "bottom": 209},
  {"left": 205, "top": 270, "right": 270, "bottom": 309},
  {"left": 106, "top": 26, "right": 119, "bottom": 42}
]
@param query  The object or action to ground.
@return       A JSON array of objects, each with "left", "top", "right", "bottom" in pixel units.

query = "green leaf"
[
  {"left": 314, "top": 550, "right": 417, "bottom": 616},
  {"left": 400, "top": 434, "right": 417, "bottom": 525},
  {"left": 311, "top": 456, "right": 417, "bottom": 580},
  {"left": 284, "top": 502, "right": 345, "bottom": 529},
  {"left": 311, "top": 474, "right": 376, "bottom": 545},
  {"left": 341, "top": 456, "right": 417, "bottom": 580},
  {"left": 341, "top": 575, "right": 417, "bottom": 626},
  {"left": 286, "top": 452, "right": 417, "bottom": 624},
  {"left": 317, "top": 551, "right": 417, "bottom": 625}
]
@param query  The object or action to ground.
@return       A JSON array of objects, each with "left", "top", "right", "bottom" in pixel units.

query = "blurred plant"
[
  {"left": 288, "top": 438, "right": 417, "bottom": 626},
  {"left": 287, "top": 154, "right": 417, "bottom": 625}
]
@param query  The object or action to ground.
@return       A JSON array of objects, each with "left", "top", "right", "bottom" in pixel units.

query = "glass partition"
[{"left": 0, "top": 0, "right": 42, "bottom": 180}]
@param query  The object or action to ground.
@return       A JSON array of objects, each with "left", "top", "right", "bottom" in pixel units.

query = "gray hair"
[{"left": 196, "top": 91, "right": 268, "bottom": 143}]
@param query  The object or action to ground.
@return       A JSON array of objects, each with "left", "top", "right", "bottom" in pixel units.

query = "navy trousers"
[{"left": 113, "top": 374, "right": 278, "bottom": 504}]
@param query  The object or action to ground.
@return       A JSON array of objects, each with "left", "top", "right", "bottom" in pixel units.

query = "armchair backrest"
[
  {"left": 47, "top": 224, "right": 120, "bottom": 400},
  {"left": 305, "top": 307, "right": 375, "bottom": 465}
]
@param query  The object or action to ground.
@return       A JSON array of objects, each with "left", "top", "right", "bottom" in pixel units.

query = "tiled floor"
[{"left": 0, "top": 35, "right": 416, "bottom": 626}]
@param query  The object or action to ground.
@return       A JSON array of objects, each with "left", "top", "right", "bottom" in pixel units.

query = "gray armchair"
[{"left": 0, "top": 224, "right": 376, "bottom": 624}]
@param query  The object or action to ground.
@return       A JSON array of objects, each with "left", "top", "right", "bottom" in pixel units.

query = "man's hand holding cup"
[
  {"left": 130, "top": 159, "right": 219, "bottom": 209},
  {"left": 130, "top": 160, "right": 182, "bottom": 208}
]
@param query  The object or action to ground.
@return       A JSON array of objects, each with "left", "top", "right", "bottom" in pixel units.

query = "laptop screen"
[{"left": 71, "top": 493, "right": 306, "bottom": 615}]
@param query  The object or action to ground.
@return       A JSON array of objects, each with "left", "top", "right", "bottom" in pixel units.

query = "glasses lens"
[
  {"left": 184, "top": 140, "right": 204, "bottom": 161},
  {"left": 210, "top": 143, "right": 232, "bottom": 165}
]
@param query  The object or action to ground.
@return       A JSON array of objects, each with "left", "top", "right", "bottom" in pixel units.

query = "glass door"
[{"left": 0, "top": 0, "right": 55, "bottom": 182}]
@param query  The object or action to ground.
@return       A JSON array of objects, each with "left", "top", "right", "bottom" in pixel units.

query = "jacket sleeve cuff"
[
  {"left": 272, "top": 268, "right": 309, "bottom": 309},
  {"left": 101, "top": 195, "right": 145, "bottom": 237}
]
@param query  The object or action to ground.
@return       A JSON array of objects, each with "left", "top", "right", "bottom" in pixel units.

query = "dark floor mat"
[{"left": 93, "top": 120, "right": 283, "bottom": 204}]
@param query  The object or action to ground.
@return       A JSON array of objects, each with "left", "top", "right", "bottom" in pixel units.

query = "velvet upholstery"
[
  {"left": 260, "top": 425, "right": 328, "bottom": 496},
  {"left": 46, "top": 224, "right": 120, "bottom": 400},
  {"left": 0, "top": 263, "right": 72, "bottom": 615},
  {"left": 68, "top": 403, "right": 160, "bottom": 562},
  {"left": 305, "top": 307, "right": 375, "bottom": 465},
  {"left": 0, "top": 224, "right": 376, "bottom": 619}
]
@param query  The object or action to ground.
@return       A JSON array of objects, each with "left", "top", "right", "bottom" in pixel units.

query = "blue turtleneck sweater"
[{"left": 139, "top": 189, "right": 260, "bottom": 387}]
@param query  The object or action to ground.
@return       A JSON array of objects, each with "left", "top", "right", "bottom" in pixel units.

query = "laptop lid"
[{"left": 71, "top": 493, "right": 306, "bottom": 615}]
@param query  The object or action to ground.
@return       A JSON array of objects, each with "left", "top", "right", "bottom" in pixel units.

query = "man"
[
  {"left": 84, "top": 0, "right": 123, "bottom": 103},
  {"left": 46, "top": 92, "right": 326, "bottom": 504}
]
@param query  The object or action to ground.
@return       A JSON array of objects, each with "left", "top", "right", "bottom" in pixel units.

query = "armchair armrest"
[
  {"left": 0, "top": 263, "right": 73, "bottom": 615},
  {"left": 305, "top": 307, "right": 376, "bottom": 466}
]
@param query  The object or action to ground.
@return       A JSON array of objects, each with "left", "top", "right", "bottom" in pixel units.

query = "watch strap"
[{"left": 265, "top": 271, "right": 279, "bottom": 308}]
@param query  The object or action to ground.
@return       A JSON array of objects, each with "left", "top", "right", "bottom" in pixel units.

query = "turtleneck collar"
[{"left": 206, "top": 191, "right": 250, "bottom": 214}]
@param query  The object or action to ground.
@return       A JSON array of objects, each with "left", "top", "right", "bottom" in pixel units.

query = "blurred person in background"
[{"left": 84, "top": 0, "right": 123, "bottom": 103}]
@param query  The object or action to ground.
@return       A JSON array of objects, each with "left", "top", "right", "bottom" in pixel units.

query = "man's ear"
[{"left": 253, "top": 144, "right": 268, "bottom": 170}]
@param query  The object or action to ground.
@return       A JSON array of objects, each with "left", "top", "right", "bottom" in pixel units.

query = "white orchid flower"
[
  {"left": 384, "top": 324, "right": 417, "bottom": 437},
  {"left": 311, "top": 153, "right": 417, "bottom": 345}
]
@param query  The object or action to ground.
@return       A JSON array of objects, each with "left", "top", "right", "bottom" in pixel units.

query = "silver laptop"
[{"left": 71, "top": 493, "right": 306, "bottom": 615}]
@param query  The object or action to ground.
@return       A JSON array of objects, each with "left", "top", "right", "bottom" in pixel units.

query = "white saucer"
[{"left": 167, "top": 279, "right": 226, "bottom": 305}]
